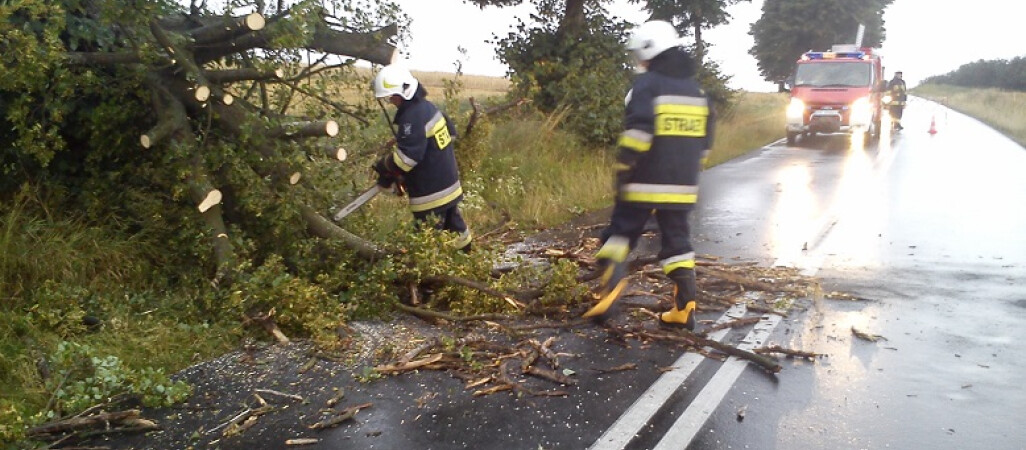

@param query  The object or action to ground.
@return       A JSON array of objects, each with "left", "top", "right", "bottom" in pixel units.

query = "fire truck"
[{"left": 784, "top": 44, "right": 885, "bottom": 145}]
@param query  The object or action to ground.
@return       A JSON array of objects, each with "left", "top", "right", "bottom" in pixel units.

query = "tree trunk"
[
  {"left": 557, "top": 0, "right": 586, "bottom": 40},
  {"left": 693, "top": 20, "right": 704, "bottom": 63}
]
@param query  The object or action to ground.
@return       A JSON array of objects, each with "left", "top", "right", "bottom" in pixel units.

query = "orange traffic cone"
[{"left": 928, "top": 116, "right": 937, "bottom": 135}]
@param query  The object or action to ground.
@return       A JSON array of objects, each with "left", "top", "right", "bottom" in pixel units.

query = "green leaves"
[
  {"left": 749, "top": 0, "right": 894, "bottom": 84},
  {"left": 43, "top": 341, "right": 191, "bottom": 415},
  {"left": 495, "top": 4, "right": 633, "bottom": 145}
]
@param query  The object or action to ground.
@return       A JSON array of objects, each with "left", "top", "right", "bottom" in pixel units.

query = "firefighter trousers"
[
  {"left": 599, "top": 203, "right": 693, "bottom": 265},
  {"left": 414, "top": 204, "right": 472, "bottom": 251}
]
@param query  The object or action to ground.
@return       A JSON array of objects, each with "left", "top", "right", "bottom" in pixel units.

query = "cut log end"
[
  {"left": 195, "top": 85, "right": 211, "bottom": 102},
  {"left": 336, "top": 147, "right": 347, "bottom": 161},
  {"left": 198, "top": 189, "right": 223, "bottom": 213},
  {"left": 140, "top": 135, "right": 152, "bottom": 149},
  {"left": 245, "top": 13, "right": 266, "bottom": 31},
  {"left": 274, "top": 68, "right": 285, "bottom": 79},
  {"left": 222, "top": 93, "right": 234, "bottom": 105},
  {"left": 289, "top": 172, "right": 302, "bottom": 185},
  {"left": 325, "top": 120, "right": 339, "bottom": 137}
]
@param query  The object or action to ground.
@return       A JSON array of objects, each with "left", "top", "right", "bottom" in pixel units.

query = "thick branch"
[
  {"left": 189, "top": 12, "right": 265, "bottom": 45},
  {"left": 27, "top": 410, "right": 142, "bottom": 437},
  {"left": 203, "top": 67, "right": 283, "bottom": 84},
  {"left": 140, "top": 113, "right": 185, "bottom": 149},
  {"left": 63, "top": 52, "right": 154, "bottom": 65},
  {"left": 640, "top": 329, "right": 782, "bottom": 373},
  {"left": 271, "top": 120, "right": 340, "bottom": 139},
  {"left": 147, "top": 77, "right": 236, "bottom": 275},
  {"left": 299, "top": 204, "right": 384, "bottom": 260},
  {"left": 194, "top": 22, "right": 397, "bottom": 66},
  {"left": 310, "top": 23, "right": 397, "bottom": 65},
  {"left": 319, "top": 144, "right": 347, "bottom": 161},
  {"left": 150, "top": 20, "right": 214, "bottom": 102},
  {"left": 167, "top": 77, "right": 299, "bottom": 185}
]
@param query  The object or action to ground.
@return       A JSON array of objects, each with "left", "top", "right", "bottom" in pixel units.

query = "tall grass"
[
  {"left": 1, "top": 193, "right": 150, "bottom": 300},
  {"left": 708, "top": 91, "right": 787, "bottom": 166},
  {"left": 469, "top": 114, "right": 615, "bottom": 228},
  {"left": 453, "top": 91, "right": 787, "bottom": 229},
  {"left": 1, "top": 192, "right": 237, "bottom": 437},
  {"left": 912, "top": 84, "right": 1026, "bottom": 148}
]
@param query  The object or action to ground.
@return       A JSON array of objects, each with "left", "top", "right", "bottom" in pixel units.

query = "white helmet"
[
  {"left": 373, "top": 64, "right": 419, "bottom": 100},
  {"left": 626, "top": 20, "right": 681, "bottom": 62}
]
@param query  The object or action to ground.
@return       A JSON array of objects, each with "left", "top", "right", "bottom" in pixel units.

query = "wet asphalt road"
[
  {"left": 305, "top": 98, "right": 1026, "bottom": 449},
  {"left": 82, "top": 98, "right": 1026, "bottom": 450},
  {"left": 681, "top": 97, "right": 1026, "bottom": 450}
]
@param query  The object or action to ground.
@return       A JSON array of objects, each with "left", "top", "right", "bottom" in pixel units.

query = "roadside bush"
[
  {"left": 494, "top": 7, "right": 633, "bottom": 145},
  {"left": 43, "top": 341, "right": 191, "bottom": 416}
]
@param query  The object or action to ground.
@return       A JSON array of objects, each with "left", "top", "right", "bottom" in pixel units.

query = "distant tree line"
[{"left": 921, "top": 56, "right": 1026, "bottom": 91}]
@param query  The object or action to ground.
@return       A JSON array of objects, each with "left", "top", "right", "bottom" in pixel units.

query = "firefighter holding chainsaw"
[
  {"left": 370, "top": 64, "right": 472, "bottom": 251},
  {"left": 582, "top": 20, "right": 714, "bottom": 330}
]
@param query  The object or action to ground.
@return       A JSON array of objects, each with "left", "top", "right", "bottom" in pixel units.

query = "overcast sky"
[{"left": 389, "top": 0, "right": 1026, "bottom": 92}]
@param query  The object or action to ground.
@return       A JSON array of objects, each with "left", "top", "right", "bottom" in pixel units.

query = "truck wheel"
[
  {"left": 870, "top": 119, "right": 881, "bottom": 141},
  {"left": 786, "top": 131, "right": 798, "bottom": 146}
]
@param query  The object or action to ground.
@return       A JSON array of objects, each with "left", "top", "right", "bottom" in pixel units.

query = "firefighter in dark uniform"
[
  {"left": 371, "top": 64, "right": 471, "bottom": 251},
  {"left": 887, "top": 71, "right": 907, "bottom": 130},
  {"left": 582, "top": 20, "right": 714, "bottom": 330}
]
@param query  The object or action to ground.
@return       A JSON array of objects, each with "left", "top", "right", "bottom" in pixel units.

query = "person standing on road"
[
  {"left": 371, "top": 64, "right": 472, "bottom": 252},
  {"left": 582, "top": 20, "right": 715, "bottom": 330},
  {"left": 887, "top": 71, "right": 907, "bottom": 130}
]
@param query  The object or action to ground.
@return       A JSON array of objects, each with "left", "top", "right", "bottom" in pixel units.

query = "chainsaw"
[{"left": 332, "top": 181, "right": 405, "bottom": 222}]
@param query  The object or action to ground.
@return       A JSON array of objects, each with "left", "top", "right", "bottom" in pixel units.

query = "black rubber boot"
[
  {"left": 583, "top": 258, "right": 628, "bottom": 321},
  {"left": 659, "top": 268, "right": 697, "bottom": 330}
]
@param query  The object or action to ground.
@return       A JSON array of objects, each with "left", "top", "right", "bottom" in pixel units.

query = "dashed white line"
[
  {"left": 588, "top": 303, "right": 747, "bottom": 450},
  {"left": 651, "top": 314, "right": 784, "bottom": 449}
]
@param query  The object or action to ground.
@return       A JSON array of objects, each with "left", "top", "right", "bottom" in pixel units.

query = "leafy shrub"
[
  {"left": 42, "top": 341, "right": 191, "bottom": 419},
  {"left": 494, "top": 7, "right": 633, "bottom": 145}
]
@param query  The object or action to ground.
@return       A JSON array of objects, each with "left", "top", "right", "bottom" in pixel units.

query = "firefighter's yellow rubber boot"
[
  {"left": 659, "top": 268, "right": 697, "bottom": 330},
  {"left": 659, "top": 300, "right": 697, "bottom": 330},
  {"left": 583, "top": 260, "right": 628, "bottom": 320}
]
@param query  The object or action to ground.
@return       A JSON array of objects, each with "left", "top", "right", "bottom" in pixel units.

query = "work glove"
[
  {"left": 373, "top": 155, "right": 401, "bottom": 189},
  {"left": 376, "top": 172, "right": 397, "bottom": 190},
  {"left": 372, "top": 155, "right": 392, "bottom": 177}
]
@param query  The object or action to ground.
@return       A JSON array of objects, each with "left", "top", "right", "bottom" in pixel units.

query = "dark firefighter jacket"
[
  {"left": 616, "top": 47, "right": 715, "bottom": 210},
  {"left": 888, "top": 78, "right": 908, "bottom": 105},
  {"left": 384, "top": 86, "right": 462, "bottom": 213}
]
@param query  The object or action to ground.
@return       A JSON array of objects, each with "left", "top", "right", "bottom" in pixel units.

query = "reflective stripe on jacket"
[
  {"left": 616, "top": 51, "right": 714, "bottom": 210},
  {"left": 392, "top": 95, "right": 462, "bottom": 213}
]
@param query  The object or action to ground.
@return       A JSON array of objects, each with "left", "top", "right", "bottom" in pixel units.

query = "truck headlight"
[
  {"left": 786, "top": 98, "right": 805, "bottom": 120},
  {"left": 850, "top": 96, "right": 872, "bottom": 125}
]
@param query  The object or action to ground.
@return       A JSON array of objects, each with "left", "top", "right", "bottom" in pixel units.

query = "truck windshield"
[{"left": 793, "top": 61, "right": 872, "bottom": 87}]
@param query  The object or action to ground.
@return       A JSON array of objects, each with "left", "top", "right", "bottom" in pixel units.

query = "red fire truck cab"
[{"left": 785, "top": 44, "right": 885, "bottom": 145}]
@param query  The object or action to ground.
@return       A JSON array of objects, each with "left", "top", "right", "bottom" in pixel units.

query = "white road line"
[
  {"left": 651, "top": 314, "right": 784, "bottom": 450},
  {"left": 588, "top": 303, "right": 748, "bottom": 450},
  {"left": 591, "top": 136, "right": 898, "bottom": 449}
]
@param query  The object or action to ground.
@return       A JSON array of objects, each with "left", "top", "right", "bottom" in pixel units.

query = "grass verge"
[
  {"left": 0, "top": 191, "right": 239, "bottom": 443},
  {"left": 912, "top": 84, "right": 1026, "bottom": 148}
]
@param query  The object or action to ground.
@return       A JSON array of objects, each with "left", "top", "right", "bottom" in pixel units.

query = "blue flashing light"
[{"left": 801, "top": 51, "right": 867, "bottom": 61}]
